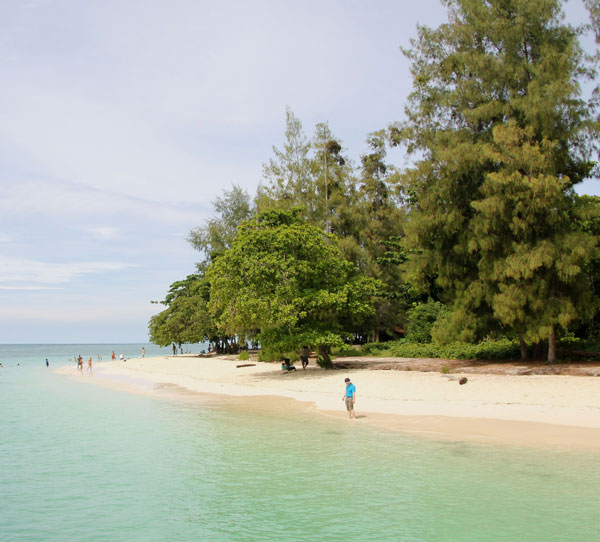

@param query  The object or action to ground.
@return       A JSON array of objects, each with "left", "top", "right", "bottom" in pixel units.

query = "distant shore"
[{"left": 57, "top": 355, "right": 600, "bottom": 451}]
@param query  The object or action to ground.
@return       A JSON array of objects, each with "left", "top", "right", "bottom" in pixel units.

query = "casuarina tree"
[{"left": 392, "top": 0, "right": 598, "bottom": 361}]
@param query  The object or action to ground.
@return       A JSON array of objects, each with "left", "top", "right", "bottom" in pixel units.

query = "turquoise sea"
[{"left": 1, "top": 344, "right": 599, "bottom": 541}]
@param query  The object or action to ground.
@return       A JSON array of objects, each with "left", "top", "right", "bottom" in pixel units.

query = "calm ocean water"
[{"left": 1, "top": 344, "right": 599, "bottom": 541}]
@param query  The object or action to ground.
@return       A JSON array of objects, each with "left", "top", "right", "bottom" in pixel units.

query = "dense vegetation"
[{"left": 150, "top": 0, "right": 600, "bottom": 364}]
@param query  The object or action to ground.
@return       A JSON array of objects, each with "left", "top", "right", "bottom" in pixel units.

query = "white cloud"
[
  {"left": 0, "top": 285, "right": 63, "bottom": 291},
  {"left": 0, "top": 178, "right": 209, "bottom": 226},
  {"left": 87, "top": 227, "right": 120, "bottom": 240},
  {"left": 0, "top": 302, "right": 158, "bottom": 324},
  {"left": 0, "top": 256, "right": 134, "bottom": 286}
]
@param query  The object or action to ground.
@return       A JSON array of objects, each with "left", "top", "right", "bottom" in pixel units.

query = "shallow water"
[{"left": 1, "top": 345, "right": 599, "bottom": 541}]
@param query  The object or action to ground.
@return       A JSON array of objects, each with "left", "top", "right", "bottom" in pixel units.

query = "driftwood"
[{"left": 236, "top": 363, "right": 256, "bottom": 368}]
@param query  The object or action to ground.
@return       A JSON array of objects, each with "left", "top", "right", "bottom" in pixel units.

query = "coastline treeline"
[{"left": 150, "top": 0, "right": 600, "bottom": 364}]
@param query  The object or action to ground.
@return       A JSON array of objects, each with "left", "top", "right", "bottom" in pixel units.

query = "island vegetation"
[{"left": 150, "top": 0, "right": 600, "bottom": 364}]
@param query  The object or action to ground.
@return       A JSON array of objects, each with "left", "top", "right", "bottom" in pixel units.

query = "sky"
[{"left": 0, "top": 0, "right": 597, "bottom": 343}]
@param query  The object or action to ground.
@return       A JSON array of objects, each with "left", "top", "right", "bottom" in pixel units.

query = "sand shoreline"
[{"left": 57, "top": 355, "right": 600, "bottom": 451}]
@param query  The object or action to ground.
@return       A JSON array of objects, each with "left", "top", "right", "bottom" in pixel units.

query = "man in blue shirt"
[{"left": 342, "top": 377, "right": 356, "bottom": 418}]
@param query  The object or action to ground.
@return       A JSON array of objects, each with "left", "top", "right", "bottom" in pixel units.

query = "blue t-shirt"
[{"left": 345, "top": 383, "right": 356, "bottom": 397}]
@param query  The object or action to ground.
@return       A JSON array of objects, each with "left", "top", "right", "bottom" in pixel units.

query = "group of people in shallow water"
[
  {"left": 74, "top": 355, "right": 93, "bottom": 373},
  {"left": 110, "top": 351, "right": 127, "bottom": 361}
]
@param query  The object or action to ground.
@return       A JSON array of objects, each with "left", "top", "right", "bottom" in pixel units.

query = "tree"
[
  {"left": 392, "top": 0, "right": 598, "bottom": 361},
  {"left": 311, "top": 122, "right": 354, "bottom": 236},
  {"left": 206, "top": 209, "right": 380, "bottom": 367},
  {"left": 573, "top": 194, "right": 600, "bottom": 339},
  {"left": 353, "top": 133, "right": 411, "bottom": 341},
  {"left": 256, "top": 107, "right": 313, "bottom": 215},
  {"left": 149, "top": 274, "right": 214, "bottom": 347},
  {"left": 188, "top": 185, "right": 254, "bottom": 266},
  {"left": 257, "top": 114, "right": 356, "bottom": 239}
]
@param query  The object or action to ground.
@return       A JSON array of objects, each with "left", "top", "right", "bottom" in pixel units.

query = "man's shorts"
[{"left": 345, "top": 396, "right": 354, "bottom": 411}]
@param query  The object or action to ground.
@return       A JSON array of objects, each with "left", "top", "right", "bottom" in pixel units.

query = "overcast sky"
[{"left": 0, "top": 0, "right": 596, "bottom": 343}]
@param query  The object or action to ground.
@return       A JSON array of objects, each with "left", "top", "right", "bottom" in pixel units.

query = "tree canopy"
[
  {"left": 391, "top": 0, "right": 598, "bottom": 361},
  {"left": 150, "top": 0, "right": 600, "bottom": 364},
  {"left": 206, "top": 209, "right": 380, "bottom": 366}
]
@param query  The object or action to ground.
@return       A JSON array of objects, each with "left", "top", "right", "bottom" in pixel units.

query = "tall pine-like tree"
[{"left": 393, "top": 0, "right": 598, "bottom": 361}]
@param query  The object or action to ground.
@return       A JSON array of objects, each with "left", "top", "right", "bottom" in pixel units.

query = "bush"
[
  {"left": 257, "top": 350, "right": 282, "bottom": 362},
  {"left": 284, "top": 351, "right": 299, "bottom": 363},
  {"left": 556, "top": 337, "right": 600, "bottom": 360},
  {"left": 361, "top": 342, "right": 392, "bottom": 355},
  {"left": 366, "top": 338, "right": 520, "bottom": 360},
  {"left": 333, "top": 345, "right": 368, "bottom": 357},
  {"left": 238, "top": 350, "right": 250, "bottom": 361},
  {"left": 257, "top": 349, "right": 300, "bottom": 363},
  {"left": 332, "top": 337, "right": 523, "bottom": 361},
  {"left": 405, "top": 300, "right": 447, "bottom": 343}
]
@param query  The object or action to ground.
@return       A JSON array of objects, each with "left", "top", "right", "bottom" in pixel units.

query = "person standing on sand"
[
  {"left": 87, "top": 356, "right": 92, "bottom": 374},
  {"left": 172, "top": 343, "right": 177, "bottom": 356},
  {"left": 300, "top": 346, "right": 309, "bottom": 370},
  {"left": 45, "top": 358, "right": 49, "bottom": 367},
  {"left": 112, "top": 351, "right": 116, "bottom": 361},
  {"left": 142, "top": 347, "right": 145, "bottom": 358},
  {"left": 342, "top": 377, "right": 356, "bottom": 418},
  {"left": 77, "top": 355, "right": 83, "bottom": 371}
]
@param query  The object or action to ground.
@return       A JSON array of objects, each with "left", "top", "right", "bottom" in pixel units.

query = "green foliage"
[
  {"left": 573, "top": 195, "right": 600, "bottom": 339},
  {"left": 405, "top": 299, "right": 447, "bottom": 343},
  {"left": 149, "top": 274, "right": 215, "bottom": 347},
  {"left": 392, "top": 0, "right": 598, "bottom": 361},
  {"left": 332, "top": 345, "right": 365, "bottom": 357},
  {"left": 238, "top": 350, "right": 250, "bottom": 361},
  {"left": 315, "top": 357, "right": 327, "bottom": 368},
  {"left": 360, "top": 341, "right": 391, "bottom": 355},
  {"left": 256, "top": 113, "right": 410, "bottom": 342},
  {"left": 354, "top": 338, "right": 521, "bottom": 360},
  {"left": 207, "top": 209, "right": 380, "bottom": 363},
  {"left": 188, "top": 185, "right": 254, "bottom": 265},
  {"left": 257, "top": 350, "right": 282, "bottom": 362},
  {"left": 440, "top": 365, "right": 450, "bottom": 374},
  {"left": 256, "top": 108, "right": 314, "bottom": 217},
  {"left": 284, "top": 351, "right": 300, "bottom": 363},
  {"left": 256, "top": 349, "right": 299, "bottom": 363},
  {"left": 345, "top": 337, "right": 600, "bottom": 361},
  {"left": 149, "top": 8, "right": 600, "bottom": 362}
]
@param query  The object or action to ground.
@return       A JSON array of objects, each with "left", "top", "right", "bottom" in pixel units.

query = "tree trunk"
[
  {"left": 519, "top": 334, "right": 528, "bottom": 361},
  {"left": 547, "top": 324, "right": 556, "bottom": 364},
  {"left": 532, "top": 341, "right": 543, "bottom": 361},
  {"left": 317, "top": 344, "right": 333, "bottom": 369}
]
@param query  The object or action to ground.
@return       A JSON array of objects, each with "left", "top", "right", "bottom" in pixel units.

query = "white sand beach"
[{"left": 57, "top": 355, "right": 600, "bottom": 451}]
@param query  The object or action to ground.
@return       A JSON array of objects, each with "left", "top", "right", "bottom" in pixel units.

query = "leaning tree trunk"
[
  {"left": 317, "top": 344, "right": 333, "bottom": 369},
  {"left": 519, "top": 334, "right": 528, "bottom": 361},
  {"left": 547, "top": 324, "right": 556, "bottom": 364}
]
